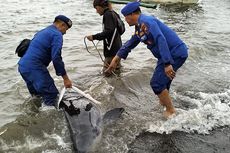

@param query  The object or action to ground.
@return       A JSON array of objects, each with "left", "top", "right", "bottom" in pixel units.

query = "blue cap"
[
  {"left": 121, "top": 1, "right": 140, "bottom": 16},
  {"left": 54, "top": 15, "right": 72, "bottom": 28}
]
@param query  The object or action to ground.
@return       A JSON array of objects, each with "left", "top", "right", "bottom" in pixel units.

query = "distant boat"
[
  {"left": 110, "top": 0, "right": 199, "bottom": 5},
  {"left": 109, "top": 0, "right": 158, "bottom": 8},
  {"left": 142, "top": 0, "right": 199, "bottom": 4}
]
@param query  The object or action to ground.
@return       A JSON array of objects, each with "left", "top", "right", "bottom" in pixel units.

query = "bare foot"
[{"left": 163, "top": 109, "right": 176, "bottom": 119}]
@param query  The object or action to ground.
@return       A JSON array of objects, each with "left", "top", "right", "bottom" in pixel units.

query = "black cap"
[{"left": 93, "top": 0, "right": 108, "bottom": 7}]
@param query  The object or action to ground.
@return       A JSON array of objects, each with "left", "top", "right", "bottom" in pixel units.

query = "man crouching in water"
[
  {"left": 105, "top": 2, "right": 188, "bottom": 118},
  {"left": 18, "top": 15, "right": 72, "bottom": 106}
]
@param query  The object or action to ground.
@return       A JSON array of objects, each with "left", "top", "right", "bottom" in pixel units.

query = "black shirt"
[{"left": 93, "top": 8, "right": 122, "bottom": 58}]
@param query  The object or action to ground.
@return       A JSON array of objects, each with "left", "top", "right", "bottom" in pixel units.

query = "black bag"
[
  {"left": 15, "top": 39, "right": 31, "bottom": 57},
  {"left": 112, "top": 11, "right": 125, "bottom": 35}
]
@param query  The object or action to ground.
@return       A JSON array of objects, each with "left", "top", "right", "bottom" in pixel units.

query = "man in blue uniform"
[
  {"left": 105, "top": 2, "right": 188, "bottom": 118},
  {"left": 18, "top": 15, "right": 72, "bottom": 106}
]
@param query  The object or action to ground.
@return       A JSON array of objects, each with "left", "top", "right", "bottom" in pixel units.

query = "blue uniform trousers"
[
  {"left": 18, "top": 65, "right": 58, "bottom": 106},
  {"left": 150, "top": 57, "right": 187, "bottom": 95}
]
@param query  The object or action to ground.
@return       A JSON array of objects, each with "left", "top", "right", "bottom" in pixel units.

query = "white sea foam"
[
  {"left": 0, "top": 132, "right": 70, "bottom": 152},
  {"left": 0, "top": 136, "right": 44, "bottom": 151},
  {"left": 44, "top": 133, "right": 70, "bottom": 149},
  {"left": 147, "top": 89, "right": 230, "bottom": 134}
]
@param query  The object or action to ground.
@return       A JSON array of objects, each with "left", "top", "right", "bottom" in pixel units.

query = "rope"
[{"left": 84, "top": 37, "right": 118, "bottom": 78}]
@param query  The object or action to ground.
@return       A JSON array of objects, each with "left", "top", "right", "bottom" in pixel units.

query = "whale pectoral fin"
[{"left": 103, "top": 108, "right": 125, "bottom": 124}]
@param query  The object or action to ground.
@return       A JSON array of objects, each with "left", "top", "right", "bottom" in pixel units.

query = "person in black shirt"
[{"left": 86, "top": 0, "right": 122, "bottom": 76}]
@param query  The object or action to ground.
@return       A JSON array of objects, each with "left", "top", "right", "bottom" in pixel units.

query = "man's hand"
[
  {"left": 104, "top": 55, "right": 121, "bottom": 76},
  {"left": 86, "top": 35, "right": 93, "bottom": 41},
  {"left": 104, "top": 65, "right": 114, "bottom": 77},
  {"left": 165, "top": 64, "right": 176, "bottom": 80},
  {"left": 62, "top": 74, "right": 72, "bottom": 88}
]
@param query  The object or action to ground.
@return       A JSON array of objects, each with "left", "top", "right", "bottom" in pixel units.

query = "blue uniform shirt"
[
  {"left": 117, "top": 14, "right": 188, "bottom": 65},
  {"left": 18, "top": 25, "right": 66, "bottom": 76}
]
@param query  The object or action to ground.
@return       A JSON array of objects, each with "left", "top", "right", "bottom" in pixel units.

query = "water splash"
[{"left": 147, "top": 89, "right": 230, "bottom": 134}]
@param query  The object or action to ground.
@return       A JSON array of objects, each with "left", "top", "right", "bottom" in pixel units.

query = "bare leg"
[{"left": 157, "top": 89, "right": 176, "bottom": 118}]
